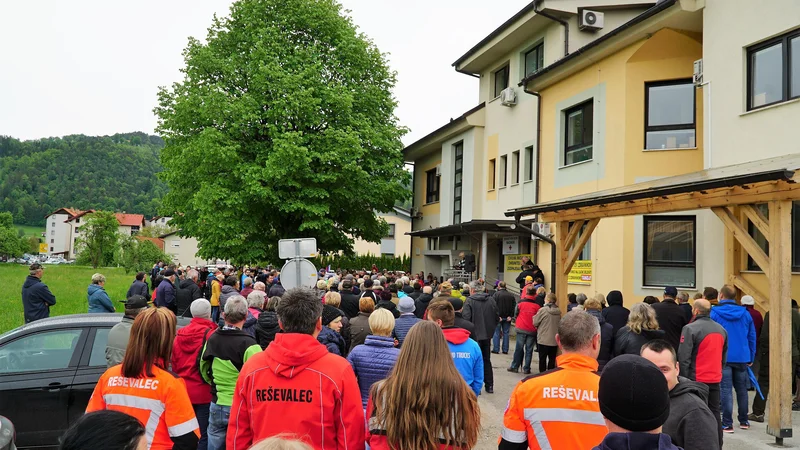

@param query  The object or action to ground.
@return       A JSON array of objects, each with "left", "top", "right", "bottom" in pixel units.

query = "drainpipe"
[
  {"left": 511, "top": 218, "right": 558, "bottom": 294},
  {"left": 534, "top": 0, "right": 569, "bottom": 56},
  {"left": 523, "top": 84, "right": 545, "bottom": 282}
]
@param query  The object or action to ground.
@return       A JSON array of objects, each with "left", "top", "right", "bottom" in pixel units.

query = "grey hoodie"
[
  {"left": 533, "top": 303, "right": 561, "bottom": 346},
  {"left": 663, "top": 376, "right": 719, "bottom": 450}
]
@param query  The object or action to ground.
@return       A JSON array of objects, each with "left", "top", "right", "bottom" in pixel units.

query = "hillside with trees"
[{"left": 0, "top": 132, "right": 166, "bottom": 226}]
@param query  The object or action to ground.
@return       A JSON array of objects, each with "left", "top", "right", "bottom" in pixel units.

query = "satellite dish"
[{"left": 280, "top": 258, "right": 318, "bottom": 290}]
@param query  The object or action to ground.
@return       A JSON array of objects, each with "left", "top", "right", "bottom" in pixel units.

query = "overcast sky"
[{"left": 0, "top": 0, "right": 530, "bottom": 145}]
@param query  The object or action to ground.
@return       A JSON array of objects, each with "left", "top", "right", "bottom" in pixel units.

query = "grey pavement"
[{"left": 476, "top": 343, "right": 800, "bottom": 449}]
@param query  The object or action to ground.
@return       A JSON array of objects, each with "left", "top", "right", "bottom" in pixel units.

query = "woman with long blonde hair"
[
  {"left": 613, "top": 302, "right": 665, "bottom": 356},
  {"left": 86, "top": 308, "right": 200, "bottom": 449},
  {"left": 367, "top": 321, "right": 480, "bottom": 450}
]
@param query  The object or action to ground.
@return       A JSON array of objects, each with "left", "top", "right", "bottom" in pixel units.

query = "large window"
[
  {"left": 748, "top": 30, "right": 800, "bottom": 110},
  {"left": 524, "top": 43, "right": 544, "bottom": 77},
  {"left": 499, "top": 155, "right": 508, "bottom": 188},
  {"left": 643, "top": 216, "right": 696, "bottom": 288},
  {"left": 386, "top": 224, "right": 396, "bottom": 239},
  {"left": 645, "top": 80, "right": 695, "bottom": 150},
  {"left": 524, "top": 146, "right": 534, "bottom": 181},
  {"left": 747, "top": 202, "right": 800, "bottom": 271},
  {"left": 511, "top": 150, "right": 520, "bottom": 184},
  {"left": 453, "top": 143, "right": 463, "bottom": 224},
  {"left": 494, "top": 65, "right": 509, "bottom": 98},
  {"left": 425, "top": 168, "right": 439, "bottom": 203},
  {"left": 564, "top": 100, "right": 593, "bottom": 166}
]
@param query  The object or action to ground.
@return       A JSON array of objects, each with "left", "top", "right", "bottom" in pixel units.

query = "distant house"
[
  {"left": 146, "top": 216, "right": 173, "bottom": 228},
  {"left": 160, "top": 230, "right": 209, "bottom": 267},
  {"left": 135, "top": 235, "right": 165, "bottom": 251},
  {"left": 44, "top": 207, "right": 85, "bottom": 256},
  {"left": 60, "top": 210, "right": 146, "bottom": 258},
  {"left": 352, "top": 207, "right": 412, "bottom": 258},
  {"left": 115, "top": 213, "right": 145, "bottom": 236}
]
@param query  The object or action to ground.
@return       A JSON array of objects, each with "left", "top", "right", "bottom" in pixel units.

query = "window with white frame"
[
  {"left": 512, "top": 150, "right": 520, "bottom": 184},
  {"left": 499, "top": 155, "right": 508, "bottom": 188}
]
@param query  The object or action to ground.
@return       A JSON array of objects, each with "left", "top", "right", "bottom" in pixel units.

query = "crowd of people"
[{"left": 18, "top": 257, "right": 790, "bottom": 450}]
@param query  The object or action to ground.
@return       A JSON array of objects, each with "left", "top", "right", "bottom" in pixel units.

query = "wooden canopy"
[{"left": 506, "top": 154, "right": 800, "bottom": 443}]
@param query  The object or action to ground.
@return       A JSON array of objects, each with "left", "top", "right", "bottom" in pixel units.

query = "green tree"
[
  {"left": 116, "top": 235, "right": 172, "bottom": 274},
  {"left": 154, "top": 0, "right": 410, "bottom": 263},
  {"left": 0, "top": 212, "right": 25, "bottom": 257},
  {"left": 76, "top": 211, "right": 120, "bottom": 268},
  {"left": 138, "top": 224, "right": 176, "bottom": 238}
]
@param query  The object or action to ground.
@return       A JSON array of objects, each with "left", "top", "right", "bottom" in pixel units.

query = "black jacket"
[
  {"left": 454, "top": 312, "right": 476, "bottom": 340},
  {"left": 588, "top": 309, "right": 614, "bottom": 372},
  {"left": 268, "top": 283, "right": 285, "bottom": 297},
  {"left": 176, "top": 279, "right": 202, "bottom": 317},
  {"left": 651, "top": 299, "right": 688, "bottom": 351},
  {"left": 663, "top": 377, "right": 720, "bottom": 450},
  {"left": 462, "top": 292, "right": 499, "bottom": 341},
  {"left": 614, "top": 326, "right": 666, "bottom": 357},
  {"left": 515, "top": 270, "right": 535, "bottom": 290},
  {"left": 339, "top": 289, "right": 360, "bottom": 318},
  {"left": 679, "top": 303, "right": 693, "bottom": 323},
  {"left": 602, "top": 304, "right": 630, "bottom": 337},
  {"left": 254, "top": 311, "right": 281, "bottom": 349},
  {"left": 376, "top": 299, "right": 400, "bottom": 319},
  {"left": 414, "top": 293, "right": 434, "bottom": 319},
  {"left": 22, "top": 276, "right": 56, "bottom": 323},
  {"left": 494, "top": 288, "right": 516, "bottom": 319},
  {"left": 408, "top": 289, "right": 422, "bottom": 301},
  {"left": 126, "top": 279, "right": 149, "bottom": 299}
]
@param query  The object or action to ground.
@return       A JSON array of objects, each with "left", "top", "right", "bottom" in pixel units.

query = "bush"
[{"left": 311, "top": 253, "right": 410, "bottom": 273}]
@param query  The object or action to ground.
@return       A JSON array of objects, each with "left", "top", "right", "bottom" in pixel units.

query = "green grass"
[
  {"left": 0, "top": 264, "right": 133, "bottom": 334},
  {"left": 15, "top": 225, "right": 45, "bottom": 238}
]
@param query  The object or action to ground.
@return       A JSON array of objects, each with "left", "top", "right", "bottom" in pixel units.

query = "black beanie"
[
  {"left": 599, "top": 354, "right": 670, "bottom": 432},
  {"left": 321, "top": 305, "right": 342, "bottom": 327}
]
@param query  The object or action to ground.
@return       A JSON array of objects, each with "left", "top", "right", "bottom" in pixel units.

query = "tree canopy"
[
  {"left": 155, "top": 0, "right": 410, "bottom": 264},
  {"left": 75, "top": 211, "right": 121, "bottom": 268},
  {"left": 0, "top": 212, "right": 30, "bottom": 258},
  {"left": 0, "top": 132, "right": 166, "bottom": 226}
]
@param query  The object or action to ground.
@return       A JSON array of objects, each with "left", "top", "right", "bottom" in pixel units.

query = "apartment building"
[
  {"left": 44, "top": 208, "right": 83, "bottom": 256},
  {"left": 352, "top": 207, "right": 412, "bottom": 258}
]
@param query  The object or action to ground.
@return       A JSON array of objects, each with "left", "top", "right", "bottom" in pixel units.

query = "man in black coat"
[
  {"left": 408, "top": 282, "right": 422, "bottom": 301},
  {"left": 651, "top": 286, "right": 688, "bottom": 351},
  {"left": 602, "top": 290, "right": 630, "bottom": 336},
  {"left": 414, "top": 286, "right": 434, "bottom": 319},
  {"left": 492, "top": 281, "right": 516, "bottom": 354},
  {"left": 21, "top": 263, "right": 57, "bottom": 323},
  {"left": 176, "top": 269, "right": 203, "bottom": 317},
  {"left": 338, "top": 280, "right": 361, "bottom": 318},
  {"left": 462, "top": 281, "right": 499, "bottom": 394}
]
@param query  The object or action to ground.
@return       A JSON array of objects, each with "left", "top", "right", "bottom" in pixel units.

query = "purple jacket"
[{"left": 346, "top": 335, "right": 400, "bottom": 408}]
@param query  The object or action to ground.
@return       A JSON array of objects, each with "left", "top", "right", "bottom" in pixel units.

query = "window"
[
  {"left": 381, "top": 253, "right": 394, "bottom": 258},
  {"left": 386, "top": 224, "right": 396, "bottom": 238},
  {"left": 0, "top": 329, "right": 82, "bottom": 373},
  {"left": 453, "top": 143, "right": 463, "bottom": 223},
  {"left": 51, "top": 247, "right": 54, "bottom": 252},
  {"left": 51, "top": 222, "right": 55, "bottom": 228},
  {"left": 51, "top": 230, "right": 55, "bottom": 236},
  {"left": 564, "top": 100, "right": 593, "bottom": 165},
  {"left": 524, "top": 43, "right": 544, "bottom": 77},
  {"left": 645, "top": 80, "right": 696, "bottom": 149},
  {"left": 425, "top": 169, "right": 440, "bottom": 203},
  {"left": 747, "top": 202, "right": 800, "bottom": 271},
  {"left": 748, "top": 30, "right": 800, "bottom": 110},
  {"left": 50, "top": 239, "right": 54, "bottom": 244},
  {"left": 524, "top": 146, "right": 534, "bottom": 181},
  {"left": 171, "top": 240, "right": 180, "bottom": 248},
  {"left": 643, "top": 216, "right": 696, "bottom": 288},
  {"left": 494, "top": 65, "right": 509, "bottom": 98},
  {"left": 488, "top": 158, "right": 496, "bottom": 191},
  {"left": 569, "top": 221, "right": 592, "bottom": 260},
  {"left": 130, "top": 226, "right": 140, "bottom": 236},
  {"left": 89, "top": 328, "right": 110, "bottom": 367},
  {"left": 76, "top": 218, "right": 80, "bottom": 224},
  {"left": 511, "top": 150, "right": 520, "bottom": 184},
  {"left": 499, "top": 155, "right": 508, "bottom": 188}
]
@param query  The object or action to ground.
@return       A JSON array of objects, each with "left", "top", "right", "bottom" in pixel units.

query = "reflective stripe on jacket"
[{"left": 499, "top": 354, "right": 607, "bottom": 450}]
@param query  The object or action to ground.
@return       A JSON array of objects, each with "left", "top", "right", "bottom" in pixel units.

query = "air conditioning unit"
[
  {"left": 693, "top": 58, "right": 703, "bottom": 85},
  {"left": 500, "top": 87, "right": 517, "bottom": 107},
  {"left": 579, "top": 9, "right": 604, "bottom": 31},
  {"left": 435, "top": 164, "right": 442, "bottom": 176},
  {"left": 532, "top": 222, "right": 551, "bottom": 239},
  {"left": 411, "top": 207, "right": 422, "bottom": 219}
]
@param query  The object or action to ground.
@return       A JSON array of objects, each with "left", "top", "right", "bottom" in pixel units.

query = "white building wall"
[{"left": 45, "top": 213, "right": 71, "bottom": 255}]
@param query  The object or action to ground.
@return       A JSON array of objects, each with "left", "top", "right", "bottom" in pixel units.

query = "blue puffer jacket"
[
  {"left": 393, "top": 314, "right": 421, "bottom": 347},
  {"left": 87, "top": 284, "right": 114, "bottom": 313},
  {"left": 317, "top": 326, "right": 346, "bottom": 356},
  {"left": 711, "top": 299, "right": 756, "bottom": 364},
  {"left": 347, "top": 335, "right": 400, "bottom": 408}
]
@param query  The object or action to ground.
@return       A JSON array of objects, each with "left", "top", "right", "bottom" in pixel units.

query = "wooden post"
[
  {"left": 555, "top": 221, "right": 569, "bottom": 313},
  {"left": 723, "top": 206, "right": 741, "bottom": 298},
  {"left": 767, "top": 200, "right": 792, "bottom": 443}
]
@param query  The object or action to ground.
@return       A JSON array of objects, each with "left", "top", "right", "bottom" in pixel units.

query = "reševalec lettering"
[{"left": 255, "top": 387, "right": 314, "bottom": 403}]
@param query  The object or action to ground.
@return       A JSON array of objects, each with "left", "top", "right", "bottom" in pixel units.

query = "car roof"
[{"left": 0, "top": 313, "right": 122, "bottom": 341}]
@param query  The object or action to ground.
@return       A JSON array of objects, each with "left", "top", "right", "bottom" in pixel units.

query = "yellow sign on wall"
[
  {"left": 504, "top": 254, "right": 532, "bottom": 272},
  {"left": 39, "top": 243, "right": 48, "bottom": 254},
  {"left": 568, "top": 260, "right": 592, "bottom": 285}
]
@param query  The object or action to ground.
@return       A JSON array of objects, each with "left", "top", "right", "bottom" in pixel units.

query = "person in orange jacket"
[
  {"left": 227, "top": 287, "right": 365, "bottom": 450},
  {"left": 499, "top": 310, "right": 608, "bottom": 450}
]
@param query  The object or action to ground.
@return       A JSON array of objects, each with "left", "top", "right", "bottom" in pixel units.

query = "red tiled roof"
[
  {"left": 136, "top": 236, "right": 164, "bottom": 251},
  {"left": 64, "top": 209, "right": 95, "bottom": 223},
  {"left": 47, "top": 207, "right": 85, "bottom": 219},
  {"left": 116, "top": 213, "right": 145, "bottom": 227}
]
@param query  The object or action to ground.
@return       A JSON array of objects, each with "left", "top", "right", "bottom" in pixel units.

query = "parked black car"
[{"left": 0, "top": 313, "right": 189, "bottom": 449}]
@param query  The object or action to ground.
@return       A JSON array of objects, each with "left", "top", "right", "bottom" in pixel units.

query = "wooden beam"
[
  {"left": 563, "top": 220, "right": 585, "bottom": 252},
  {"left": 564, "top": 219, "right": 599, "bottom": 276},
  {"left": 712, "top": 207, "right": 771, "bottom": 274},
  {"left": 537, "top": 180, "right": 800, "bottom": 222},
  {"left": 729, "top": 275, "right": 769, "bottom": 311},
  {"left": 741, "top": 204, "right": 770, "bottom": 241},
  {"left": 767, "top": 200, "right": 793, "bottom": 441},
  {"left": 724, "top": 206, "right": 741, "bottom": 295},
  {"left": 555, "top": 221, "right": 569, "bottom": 314}
]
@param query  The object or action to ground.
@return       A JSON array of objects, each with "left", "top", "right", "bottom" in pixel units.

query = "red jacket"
[
  {"left": 515, "top": 299, "right": 541, "bottom": 334},
  {"left": 227, "top": 333, "right": 365, "bottom": 450},
  {"left": 171, "top": 317, "right": 217, "bottom": 405}
]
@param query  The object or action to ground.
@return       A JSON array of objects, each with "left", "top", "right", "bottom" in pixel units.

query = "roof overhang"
[
  {"left": 520, "top": 0, "right": 703, "bottom": 91},
  {"left": 402, "top": 103, "right": 485, "bottom": 162},
  {"left": 506, "top": 154, "right": 800, "bottom": 223},
  {"left": 407, "top": 219, "right": 533, "bottom": 238}
]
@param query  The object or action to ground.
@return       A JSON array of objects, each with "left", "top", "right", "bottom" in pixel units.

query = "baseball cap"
[
  {"left": 741, "top": 295, "right": 755, "bottom": 306},
  {"left": 525, "top": 275, "right": 533, "bottom": 282},
  {"left": 121, "top": 295, "right": 150, "bottom": 309},
  {"left": 664, "top": 286, "right": 678, "bottom": 297},
  {"left": 29, "top": 262, "right": 42, "bottom": 271}
]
